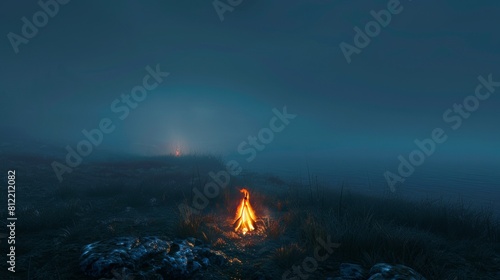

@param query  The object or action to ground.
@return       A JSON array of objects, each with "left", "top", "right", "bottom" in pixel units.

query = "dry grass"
[
  {"left": 272, "top": 243, "right": 306, "bottom": 269},
  {"left": 6, "top": 153, "right": 499, "bottom": 280},
  {"left": 275, "top": 178, "right": 500, "bottom": 279},
  {"left": 260, "top": 216, "right": 287, "bottom": 239}
]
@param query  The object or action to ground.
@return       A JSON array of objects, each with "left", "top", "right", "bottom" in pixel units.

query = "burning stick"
[{"left": 233, "top": 188, "right": 257, "bottom": 235}]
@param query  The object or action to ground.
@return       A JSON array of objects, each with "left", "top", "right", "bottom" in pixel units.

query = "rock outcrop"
[
  {"left": 80, "top": 236, "right": 227, "bottom": 279},
  {"left": 328, "top": 262, "right": 426, "bottom": 280}
]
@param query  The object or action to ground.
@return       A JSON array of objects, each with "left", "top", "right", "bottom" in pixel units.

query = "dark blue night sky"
[{"left": 2, "top": 2, "right": 500, "bottom": 279}]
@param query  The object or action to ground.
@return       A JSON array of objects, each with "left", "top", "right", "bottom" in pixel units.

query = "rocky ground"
[
  {"left": 79, "top": 236, "right": 428, "bottom": 280},
  {"left": 1, "top": 154, "right": 499, "bottom": 279}
]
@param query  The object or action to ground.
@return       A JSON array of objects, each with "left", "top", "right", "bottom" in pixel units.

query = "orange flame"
[{"left": 233, "top": 188, "right": 257, "bottom": 234}]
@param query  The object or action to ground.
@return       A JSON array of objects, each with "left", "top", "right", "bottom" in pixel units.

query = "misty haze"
[{"left": 1, "top": 1, "right": 499, "bottom": 279}]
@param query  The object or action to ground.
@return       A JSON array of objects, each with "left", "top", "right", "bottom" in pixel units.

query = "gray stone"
[
  {"left": 331, "top": 262, "right": 426, "bottom": 280},
  {"left": 191, "top": 261, "right": 202, "bottom": 272},
  {"left": 368, "top": 263, "right": 426, "bottom": 280},
  {"left": 367, "top": 273, "right": 385, "bottom": 280},
  {"left": 80, "top": 236, "right": 227, "bottom": 279},
  {"left": 339, "top": 263, "right": 366, "bottom": 280}
]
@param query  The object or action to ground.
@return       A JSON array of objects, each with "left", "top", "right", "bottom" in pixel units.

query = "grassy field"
[{"left": 1, "top": 154, "right": 499, "bottom": 279}]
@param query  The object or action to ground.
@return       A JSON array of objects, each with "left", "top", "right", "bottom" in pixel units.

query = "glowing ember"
[{"left": 233, "top": 188, "right": 257, "bottom": 234}]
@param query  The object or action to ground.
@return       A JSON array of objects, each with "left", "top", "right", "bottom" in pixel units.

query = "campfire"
[
  {"left": 233, "top": 188, "right": 257, "bottom": 235},
  {"left": 174, "top": 147, "right": 181, "bottom": 157}
]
